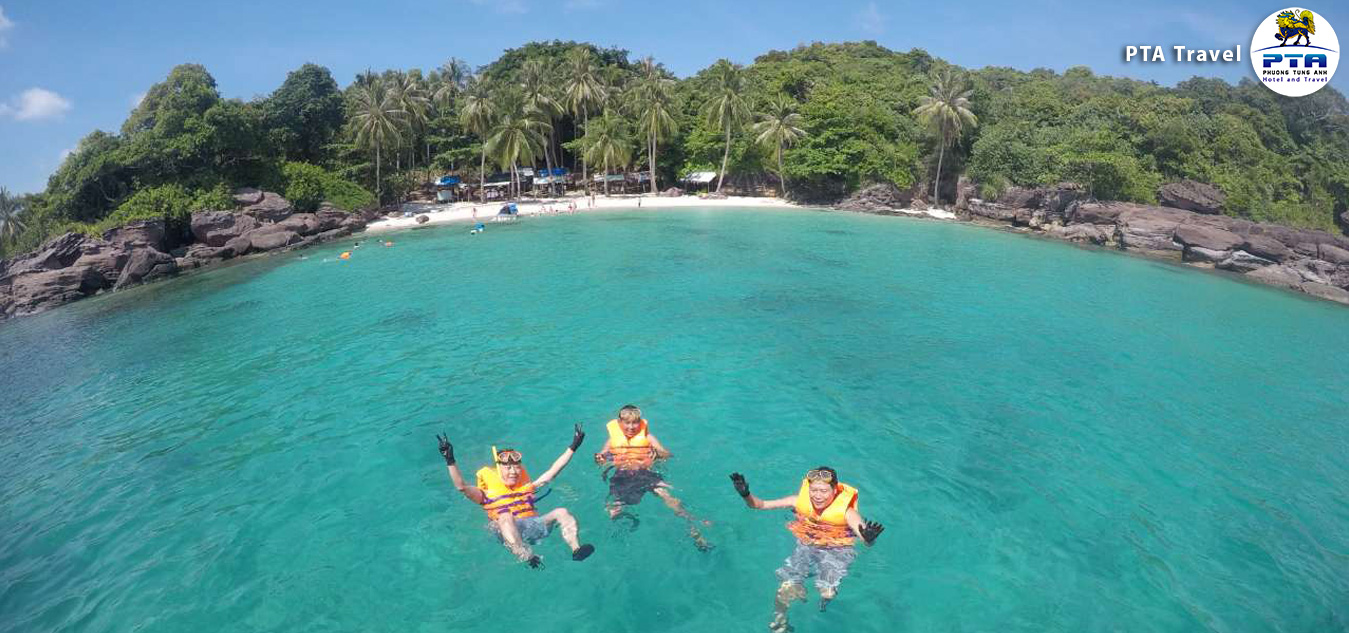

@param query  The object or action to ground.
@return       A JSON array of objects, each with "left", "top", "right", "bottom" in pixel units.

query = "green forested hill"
[{"left": 2, "top": 40, "right": 1346, "bottom": 257}]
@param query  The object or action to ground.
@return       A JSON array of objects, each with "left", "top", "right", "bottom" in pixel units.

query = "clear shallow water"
[{"left": 1, "top": 208, "right": 1348, "bottom": 633}]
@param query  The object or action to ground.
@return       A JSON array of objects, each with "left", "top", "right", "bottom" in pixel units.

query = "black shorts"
[{"left": 608, "top": 469, "right": 664, "bottom": 506}]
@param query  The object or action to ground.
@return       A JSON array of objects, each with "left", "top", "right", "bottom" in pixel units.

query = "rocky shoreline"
[
  {"left": 836, "top": 180, "right": 1349, "bottom": 306},
  {"left": 4, "top": 180, "right": 1348, "bottom": 323},
  {"left": 0, "top": 189, "right": 373, "bottom": 321}
]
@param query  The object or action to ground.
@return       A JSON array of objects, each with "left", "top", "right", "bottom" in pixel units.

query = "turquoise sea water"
[{"left": 2, "top": 208, "right": 1348, "bottom": 633}]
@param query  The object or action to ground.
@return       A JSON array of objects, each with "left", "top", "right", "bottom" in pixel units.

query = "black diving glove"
[
  {"left": 436, "top": 433, "right": 455, "bottom": 465},
  {"left": 860, "top": 520, "right": 885, "bottom": 545},
  {"left": 571, "top": 421, "right": 588, "bottom": 450},
  {"left": 730, "top": 472, "right": 751, "bottom": 498}
]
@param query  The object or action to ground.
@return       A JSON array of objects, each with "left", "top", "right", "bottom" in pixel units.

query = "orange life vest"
[
  {"left": 606, "top": 419, "right": 655, "bottom": 469},
  {"left": 476, "top": 465, "right": 537, "bottom": 519},
  {"left": 786, "top": 479, "right": 858, "bottom": 547}
]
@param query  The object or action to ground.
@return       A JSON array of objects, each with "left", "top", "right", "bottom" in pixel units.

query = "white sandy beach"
[{"left": 364, "top": 193, "right": 955, "bottom": 232}]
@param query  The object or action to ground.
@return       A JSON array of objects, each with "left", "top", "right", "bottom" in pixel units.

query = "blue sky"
[{"left": 0, "top": 0, "right": 1342, "bottom": 194}]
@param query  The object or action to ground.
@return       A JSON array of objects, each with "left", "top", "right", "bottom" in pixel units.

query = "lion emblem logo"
[{"left": 1275, "top": 9, "right": 1317, "bottom": 46}]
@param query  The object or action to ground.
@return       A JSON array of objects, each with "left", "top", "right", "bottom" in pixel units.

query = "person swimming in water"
[
  {"left": 436, "top": 425, "right": 595, "bottom": 568},
  {"left": 594, "top": 405, "right": 710, "bottom": 550},
  {"left": 729, "top": 467, "right": 884, "bottom": 632}
]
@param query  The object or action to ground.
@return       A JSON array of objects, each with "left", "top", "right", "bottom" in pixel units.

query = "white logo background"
[{"left": 1250, "top": 8, "right": 1339, "bottom": 97}]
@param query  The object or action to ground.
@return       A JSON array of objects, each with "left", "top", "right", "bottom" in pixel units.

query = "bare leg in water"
[
  {"left": 653, "top": 485, "right": 712, "bottom": 550},
  {"left": 494, "top": 513, "right": 537, "bottom": 566},
  {"left": 771, "top": 581, "right": 807, "bottom": 632},
  {"left": 540, "top": 508, "right": 594, "bottom": 560}
]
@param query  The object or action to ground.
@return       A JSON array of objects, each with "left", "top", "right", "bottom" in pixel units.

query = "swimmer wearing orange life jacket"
[
  {"left": 730, "top": 467, "right": 884, "bottom": 632},
  {"left": 436, "top": 425, "right": 594, "bottom": 568},
  {"left": 593, "top": 405, "right": 711, "bottom": 550}
]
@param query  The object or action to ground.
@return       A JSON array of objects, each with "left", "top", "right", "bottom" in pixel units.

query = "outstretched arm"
[
  {"left": 533, "top": 424, "right": 587, "bottom": 487},
  {"left": 846, "top": 507, "right": 884, "bottom": 546},
  {"left": 593, "top": 438, "right": 613, "bottom": 465},
  {"left": 730, "top": 473, "right": 796, "bottom": 509},
  {"left": 438, "top": 434, "right": 485, "bottom": 504}
]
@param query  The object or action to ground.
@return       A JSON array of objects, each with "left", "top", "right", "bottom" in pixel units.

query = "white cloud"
[
  {"left": 856, "top": 1, "right": 886, "bottom": 35},
  {"left": 1, "top": 88, "right": 73, "bottom": 121},
  {"left": 131, "top": 92, "right": 145, "bottom": 109},
  {"left": 0, "top": 6, "right": 14, "bottom": 49},
  {"left": 59, "top": 147, "right": 74, "bottom": 161},
  {"left": 468, "top": 0, "right": 527, "bottom": 14},
  {"left": 564, "top": 0, "right": 600, "bottom": 10}
]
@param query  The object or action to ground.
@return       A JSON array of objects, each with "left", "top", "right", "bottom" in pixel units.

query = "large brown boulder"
[
  {"left": 1240, "top": 235, "right": 1290, "bottom": 262},
  {"left": 1067, "top": 202, "right": 1128, "bottom": 225},
  {"left": 114, "top": 248, "right": 177, "bottom": 290},
  {"left": 1174, "top": 224, "right": 1244, "bottom": 251},
  {"left": 232, "top": 187, "right": 265, "bottom": 206},
  {"left": 192, "top": 211, "right": 260, "bottom": 247},
  {"left": 1300, "top": 282, "right": 1349, "bottom": 304},
  {"left": 240, "top": 192, "right": 293, "bottom": 222},
  {"left": 315, "top": 211, "right": 349, "bottom": 233},
  {"left": 661, "top": 187, "right": 683, "bottom": 197},
  {"left": 277, "top": 213, "right": 322, "bottom": 236},
  {"left": 5, "top": 232, "right": 89, "bottom": 276},
  {"left": 1318, "top": 243, "right": 1349, "bottom": 265},
  {"left": 5, "top": 267, "right": 103, "bottom": 316},
  {"left": 1217, "top": 251, "right": 1274, "bottom": 273},
  {"left": 243, "top": 225, "right": 302, "bottom": 252},
  {"left": 1246, "top": 264, "right": 1303, "bottom": 289},
  {"left": 1158, "top": 180, "right": 1225, "bottom": 214},
  {"left": 1116, "top": 205, "right": 1189, "bottom": 254},
  {"left": 102, "top": 219, "right": 167, "bottom": 251},
  {"left": 72, "top": 241, "right": 131, "bottom": 289}
]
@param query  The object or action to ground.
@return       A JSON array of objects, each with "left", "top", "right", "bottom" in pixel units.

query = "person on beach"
[
  {"left": 594, "top": 405, "right": 711, "bottom": 550},
  {"left": 729, "top": 467, "right": 885, "bottom": 632},
  {"left": 436, "top": 425, "right": 595, "bottom": 568}
]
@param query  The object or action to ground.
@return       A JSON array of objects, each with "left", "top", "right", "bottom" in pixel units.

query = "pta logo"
[{"left": 1250, "top": 8, "right": 1340, "bottom": 96}]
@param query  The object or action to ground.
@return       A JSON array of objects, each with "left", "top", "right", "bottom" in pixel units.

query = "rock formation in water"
[{"left": 0, "top": 190, "right": 371, "bottom": 320}]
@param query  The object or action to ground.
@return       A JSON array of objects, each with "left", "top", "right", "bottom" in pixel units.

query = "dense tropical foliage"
[{"left": 3, "top": 40, "right": 1347, "bottom": 258}]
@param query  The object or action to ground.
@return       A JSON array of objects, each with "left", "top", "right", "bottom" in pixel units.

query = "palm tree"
[
  {"left": 486, "top": 90, "right": 550, "bottom": 200},
  {"left": 702, "top": 60, "right": 751, "bottom": 193},
  {"left": 349, "top": 74, "right": 406, "bottom": 204},
  {"left": 433, "top": 57, "right": 470, "bottom": 107},
  {"left": 429, "top": 59, "right": 471, "bottom": 173},
  {"left": 459, "top": 78, "right": 497, "bottom": 203},
  {"left": 562, "top": 46, "right": 606, "bottom": 195},
  {"left": 0, "top": 187, "right": 28, "bottom": 248},
  {"left": 752, "top": 96, "right": 807, "bottom": 198},
  {"left": 393, "top": 72, "right": 431, "bottom": 174},
  {"left": 520, "top": 59, "right": 563, "bottom": 196},
  {"left": 913, "top": 69, "right": 977, "bottom": 207},
  {"left": 582, "top": 113, "right": 632, "bottom": 196},
  {"left": 630, "top": 57, "right": 677, "bottom": 195}
]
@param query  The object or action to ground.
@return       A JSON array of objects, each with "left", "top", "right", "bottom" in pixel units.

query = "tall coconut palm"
[
  {"left": 0, "top": 187, "right": 28, "bottom": 247},
  {"left": 582, "top": 113, "right": 632, "bottom": 196},
  {"left": 349, "top": 74, "right": 406, "bottom": 204},
  {"left": 429, "top": 59, "right": 471, "bottom": 172},
  {"left": 433, "top": 57, "right": 470, "bottom": 107},
  {"left": 486, "top": 90, "right": 550, "bottom": 200},
  {"left": 562, "top": 46, "right": 606, "bottom": 195},
  {"left": 459, "top": 78, "right": 497, "bottom": 203},
  {"left": 913, "top": 69, "right": 977, "bottom": 207},
  {"left": 752, "top": 95, "right": 807, "bottom": 198},
  {"left": 392, "top": 72, "right": 431, "bottom": 174},
  {"left": 520, "top": 59, "right": 563, "bottom": 196},
  {"left": 702, "top": 60, "right": 751, "bottom": 193},
  {"left": 630, "top": 57, "right": 677, "bottom": 195}
]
